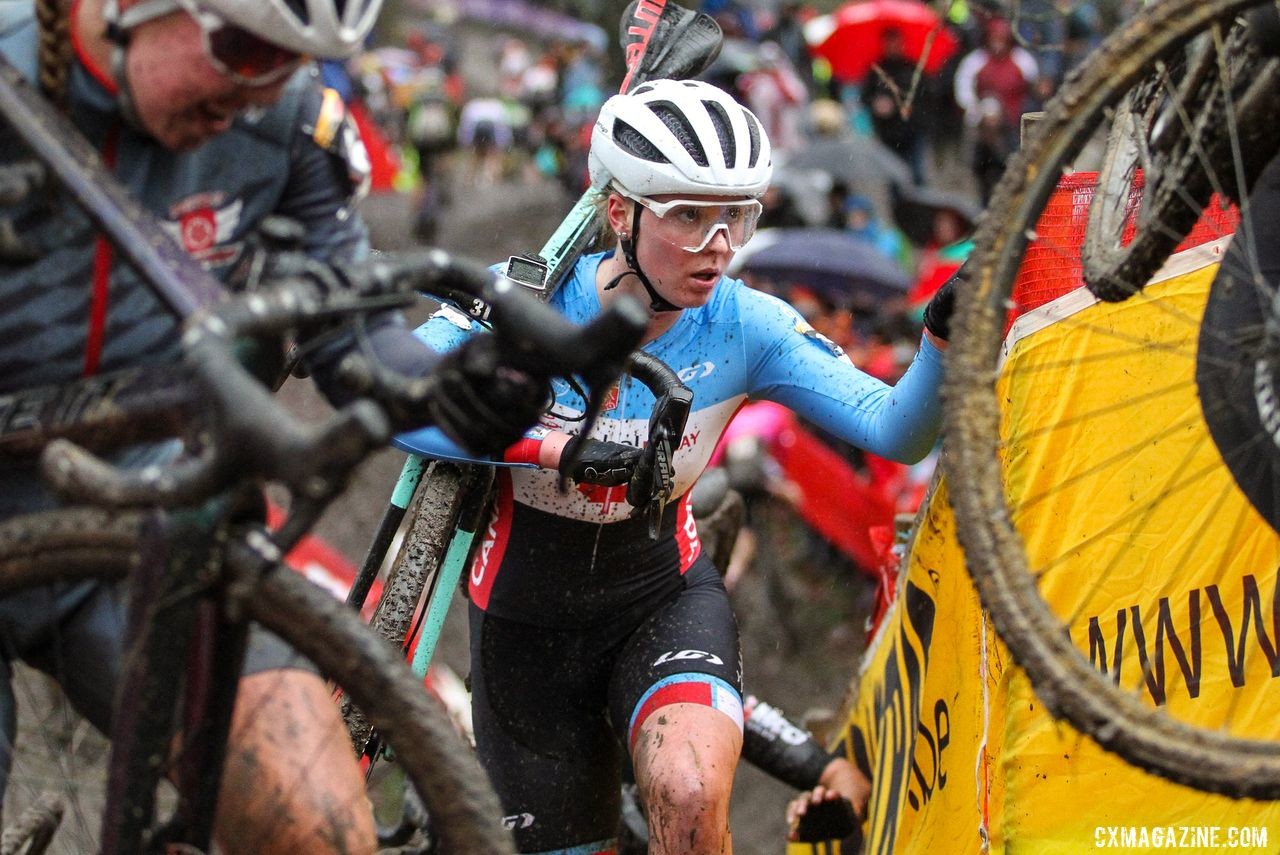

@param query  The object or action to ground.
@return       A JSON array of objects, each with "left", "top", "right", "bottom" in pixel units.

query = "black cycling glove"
[
  {"left": 428, "top": 334, "right": 550, "bottom": 457},
  {"left": 923, "top": 262, "right": 966, "bottom": 342},
  {"left": 794, "top": 797, "right": 860, "bottom": 844},
  {"left": 560, "top": 436, "right": 644, "bottom": 487}
]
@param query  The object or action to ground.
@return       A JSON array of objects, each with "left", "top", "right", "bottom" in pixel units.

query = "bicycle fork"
[
  {"left": 343, "top": 460, "right": 492, "bottom": 756},
  {"left": 101, "top": 500, "right": 248, "bottom": 854}
]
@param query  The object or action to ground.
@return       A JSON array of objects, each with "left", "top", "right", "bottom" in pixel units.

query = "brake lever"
[
  {"left": 645, "top": 428, "right": 675, "bottom": 538},
  {"left": 637, "top": 386, "right": 693, "bottom": 539}
]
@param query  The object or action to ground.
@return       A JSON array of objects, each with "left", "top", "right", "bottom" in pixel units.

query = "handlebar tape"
[{"left": 742, "top": 696, "right": 834, "bottom": 791}]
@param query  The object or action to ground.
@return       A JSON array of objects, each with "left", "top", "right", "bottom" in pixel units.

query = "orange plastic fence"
[{"left": 1011, "top": 172, "right": 1240, "bottom": 314}]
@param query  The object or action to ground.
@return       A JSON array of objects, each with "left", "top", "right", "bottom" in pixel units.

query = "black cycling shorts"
[{"left": 468, "top": 555, "right": 742, "bottom": 853}]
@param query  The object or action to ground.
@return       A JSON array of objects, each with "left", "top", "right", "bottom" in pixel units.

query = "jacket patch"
[{"left": 162, "top": 192, "right": 243, "bottom": 266}]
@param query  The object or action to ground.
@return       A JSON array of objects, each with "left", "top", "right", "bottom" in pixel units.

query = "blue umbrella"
[{"left": 729, "top": 227, "right": 911, "bottom": 304}]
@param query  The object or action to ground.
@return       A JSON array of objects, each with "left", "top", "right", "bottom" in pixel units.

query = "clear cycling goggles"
[
  {"left": 615, "top": 186, "right": 763, "bottom": 253},
  {"left": 174, "top": 0, "right": 304, "bottom": 87}
]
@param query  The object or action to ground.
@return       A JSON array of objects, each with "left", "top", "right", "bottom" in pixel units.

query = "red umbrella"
[{"left": 804, "top": 0, "right": 959, "bottom": 84}]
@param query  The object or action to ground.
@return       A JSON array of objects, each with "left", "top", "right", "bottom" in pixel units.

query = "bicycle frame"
[
  {"left": 343, "top": 0, "right": 723, "bottom": 741},
  {"left": 345, "top": 352, "right": 691, "bottom": 763},
  {"left": 103, "top": 500, "right": 249, "bottom": 853},
  {"left": 0, "top": 1, "right": 721, "bottom": 846}
]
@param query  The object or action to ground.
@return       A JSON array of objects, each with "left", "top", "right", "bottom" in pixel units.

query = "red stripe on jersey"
[
  {"left": 628, "top": 680, "right": 712, "bottom": 752},
  {"left": 674, "top": 490, "right": 701, "bottom": 572},
  {"left": 71, "top": 0, "right": 118, "bottom": 94},
  {"left": 502, "top": 436, "right": 543, "bottom": 465},
  {"left": 468, "top": 470, "right": 513, "bottom": 610},
  {"left": 84, "top": 128, "right": 119, "bottom": 377}
]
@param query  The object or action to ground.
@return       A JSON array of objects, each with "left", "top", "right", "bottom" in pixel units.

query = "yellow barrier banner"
[{"left": 790, "top": 238, "right": 1280, "bottom": 852}]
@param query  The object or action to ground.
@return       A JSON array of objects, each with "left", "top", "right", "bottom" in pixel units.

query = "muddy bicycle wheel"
[
  {"left": 1080, "top": 24, "right": 1280, "bottom": 300},
  {"left": 0, "top": 508, "right": 513, "bottom": 853},
  {"left": 342, "top": 460, "right": 483, "bottom": 757},
  {"left": 944, "top": 0, "right": 1280, "bottom": 799}
]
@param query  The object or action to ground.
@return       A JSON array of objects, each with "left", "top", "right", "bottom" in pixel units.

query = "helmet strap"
[
  {"left": 103, "top": 0, "right": 179, "bottom": 131},
  {"left": 614, "top": 204, "right": 681, "bottom": 314}
]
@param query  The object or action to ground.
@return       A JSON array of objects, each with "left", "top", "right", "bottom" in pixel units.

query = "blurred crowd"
[{"left": 334, "top": 0, "right": 1124, "bottom": 583}]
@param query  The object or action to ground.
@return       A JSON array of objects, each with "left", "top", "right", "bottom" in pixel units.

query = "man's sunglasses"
[{"left": 174, "top": 0, "right": 304, "bottom": 87}]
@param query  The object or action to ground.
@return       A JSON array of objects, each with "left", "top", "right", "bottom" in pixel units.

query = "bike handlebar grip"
[
  {"left": 40, "top": 438, "right": 222, "bottom": 507},
  {"left": 484, "top": 282, "right": 649, "bottom": 379},
  {"left": 354, "top": 249, "right": 493, "bottom": 302},
  {"left": 626, "top": 351, "right": 683, "bottom": 396}
]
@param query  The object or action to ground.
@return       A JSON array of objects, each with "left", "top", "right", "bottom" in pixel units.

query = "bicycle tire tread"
[
  {"left": 0, "top": 509, "right": 514, "bottom": 853},
  {"left": 945, "top": 0, "right": 1280, "bottom": 800}
]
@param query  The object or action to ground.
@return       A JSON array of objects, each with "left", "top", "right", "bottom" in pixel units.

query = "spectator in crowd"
[
  {"left": 953, "top": 17, "right": 1039, "bottom": 149},
  {"left": 559, "top": 37, "right": 605, "bottom": 120},
  {"left": 971, "top": 96, "right": 1012, "bottom": 205},
  {"left": 1056, "top": 0, "right": 1103, "bottom": 81},
  {"left": 759, "top": 183, "right": 809, "bottom": 229},
  {"left": 824, "top": 178, "right": 853, "bottom": 230},
  {"left": 844, "top": 194, "right": 909, "bottom": 271},
  {"left": 860, "top": 27, "right": 931, "bottom": 185},
  {"left": 764, "top": 1, "right": 820, "bottom": 97},
  {"left": 808, "top": 97, "right": 848, "bottom": 140},
  {"left": 738, "top": 42, "right": 809, "bottom": 157}
]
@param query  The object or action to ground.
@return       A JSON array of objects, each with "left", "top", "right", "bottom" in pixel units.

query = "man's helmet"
[
  {"left": 110, "top": 0, "right": 381, "bottom": 59},
  {"left": 589, "top": 79, "right": 773, "bottom": 198},
  {"left": 198, "top": 0, "right": 382, "bottom": 57}
]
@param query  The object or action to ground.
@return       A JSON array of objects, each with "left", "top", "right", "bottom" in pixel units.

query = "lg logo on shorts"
[
  {"left": 503, "top": 812, "right": 535, "bottom": 830},
  {"left": 653, "top": 649, "right": 724, "bottom": 667}
]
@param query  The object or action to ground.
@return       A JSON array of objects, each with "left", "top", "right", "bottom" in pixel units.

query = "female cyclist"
[{"left": 414, "top": 78, "right": 951, "bottom": 854}]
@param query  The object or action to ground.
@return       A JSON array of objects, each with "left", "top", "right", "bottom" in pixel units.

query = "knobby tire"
[
  {"left": 343, "top": 460, "right": 472, "bottom": 756},
  {"left": 1082, "top": 27, "right": 1280, "bottom": 300},
  {"left": 0, "top": 508, "right": 514, "bottom": 853},
  {"left": 944, "top": 0, "right": 1280, "bottom": 800}
]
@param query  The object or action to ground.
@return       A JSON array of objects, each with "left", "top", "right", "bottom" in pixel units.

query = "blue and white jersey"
[
  {"left": 414, "top": 251, "right": 942, "bottom": 621},
  {"left": 415, "top": 250, "right": 944, "bottom": 526}
]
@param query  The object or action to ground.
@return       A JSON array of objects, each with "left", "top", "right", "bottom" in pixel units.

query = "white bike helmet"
[
  {"left": 199, "top": 0, "right": 381, "bottom": 58},
  {"left": 107, "top": 0, "right": 380, "bottom": 58},
  {"left": 589, "top": 79, "right": 773, "bottom": 198}
]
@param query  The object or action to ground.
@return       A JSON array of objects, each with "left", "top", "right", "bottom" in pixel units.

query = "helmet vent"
[
  {"left": 613, "top": 119, "right": 668, "bottom": 163},
  {"left": 649, "top": 101, "right": 708, "bottom": 167},
  {"left": 704, "top": 100, "right": 735, "bottom": 168},
  {"left": 741, "top": 108, "right": 762, "bottom": 167},
  {"left": 283, "top": 0, "right": 312, "bottom": 25}
]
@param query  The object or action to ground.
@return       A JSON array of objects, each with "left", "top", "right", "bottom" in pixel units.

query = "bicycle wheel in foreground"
[
  {"left": 944, "top": 0, "right": 1280, "bottom": 800},
  {"left": 0, "top": 508, "right": 513, "bottom": 854}
]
